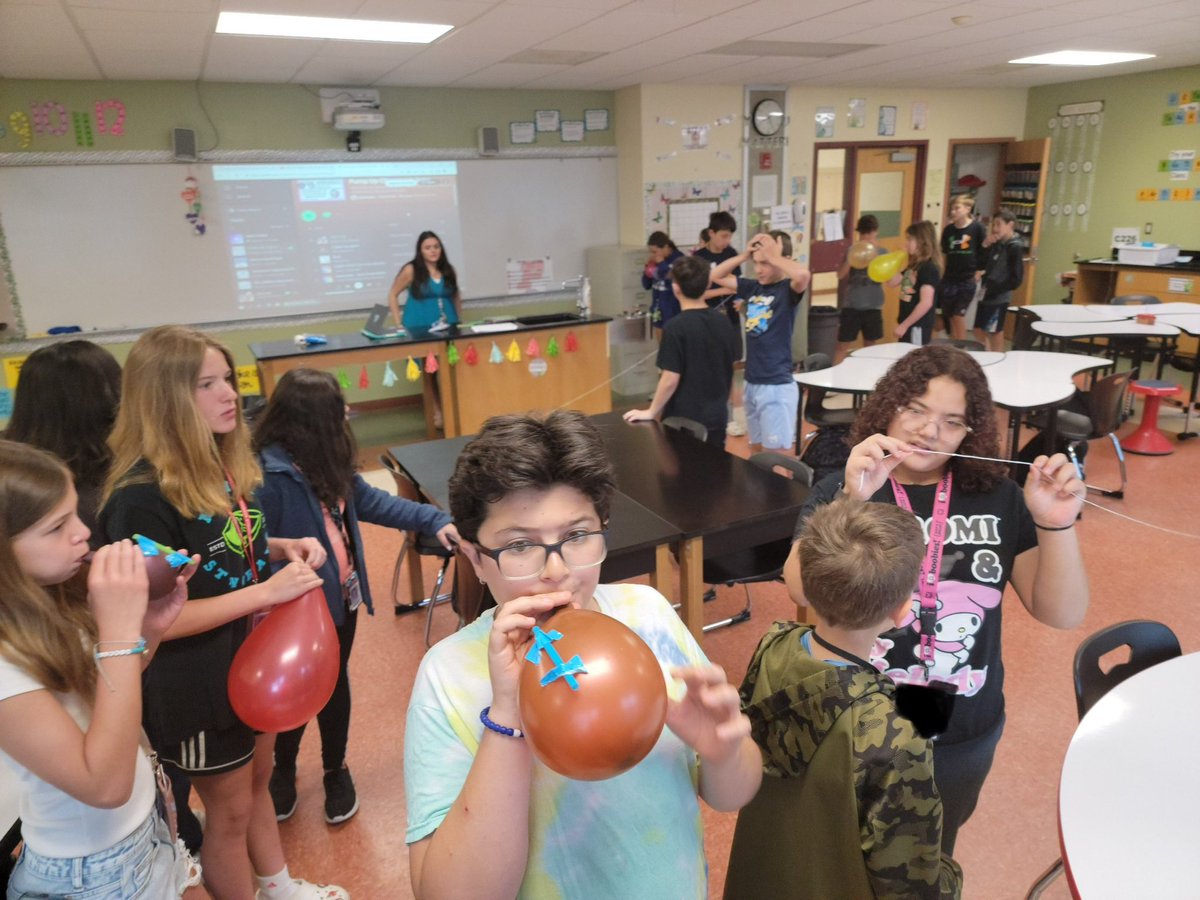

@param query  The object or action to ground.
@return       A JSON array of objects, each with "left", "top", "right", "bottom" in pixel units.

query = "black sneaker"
[
  {"left": 269, "top": 766, "right": 297, "bottom": 821},
  {"left": 323, "top": 767, "right": 359, "bottom": 825}
]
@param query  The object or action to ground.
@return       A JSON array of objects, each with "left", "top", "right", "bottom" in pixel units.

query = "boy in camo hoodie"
[{"left": 724, "top": 499, "right": 963, "bottom": 900}]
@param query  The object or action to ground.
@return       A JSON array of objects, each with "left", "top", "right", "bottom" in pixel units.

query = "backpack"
[{"left": 801, "top": 424, "right": 852, "bottom": 485}]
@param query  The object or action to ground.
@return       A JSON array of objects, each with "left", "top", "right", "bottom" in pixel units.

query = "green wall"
[{"left": 1024, "top": 64, "right": 1200, "bottom": 305}]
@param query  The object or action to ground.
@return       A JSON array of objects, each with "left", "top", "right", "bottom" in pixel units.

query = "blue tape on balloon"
[{"left": 526, "top": 625, "right": 587, "bottom": 691}]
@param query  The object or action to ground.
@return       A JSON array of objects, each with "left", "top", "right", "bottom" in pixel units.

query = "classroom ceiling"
[{"left": 1, "top": 0, "right": 1196, "bottom": 90}]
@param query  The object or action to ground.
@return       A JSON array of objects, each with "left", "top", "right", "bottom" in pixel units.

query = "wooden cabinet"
[
  {"left": 1000, "top": 138, "right": 1050, "bottom": 307},
  {"left": 1075, "top": 262, "right": 1199, "bottom": 352}
]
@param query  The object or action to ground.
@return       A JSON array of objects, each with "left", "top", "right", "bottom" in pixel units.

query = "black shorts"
[
  {"left": 974, "top": 302, "right": 1008, "bottom": 334},
  {"left": 159, "top": 722, "right": 256, "bottom": 775},
  {"left": 938, "top": 279, "right": 978, "bottom": 317},
  {"left": 838, "top": 308, "right": 884, "bottom": 342}
]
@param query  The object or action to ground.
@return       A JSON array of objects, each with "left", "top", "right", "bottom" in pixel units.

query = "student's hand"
[
  {"left": 88, "top": 539, "right": 150, "bottom": 641},
  {"left": 283, "top": 536, "right": 327, "bottom": 569},
  {"left": 623, "top": 408, "right": 657, "bottom": 423},
  {"left": 261, "top": 561, "right": 323, "bottom": 607},
  {"left": 436, "top": 522, "right": 461, "bottom": 551},
  {"left": 665, "top": 666, "right": 751, "bottom": 764},
  {"left": 1025, "top": 453, "right": 1085, "bottom": 530},
  {"left": 487, "top": 591, "right": 574, "bottom": 720},
  {"left": 141, "top": 554, "right": 199, "bottom": 646},
  {"left": 892, "top": 324, "right": 907, "bottom": 339},
  {"left": 844, "top": 434, "right": 915, "bottom": 500}
]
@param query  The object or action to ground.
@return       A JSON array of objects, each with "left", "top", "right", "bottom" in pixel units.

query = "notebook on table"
[{"left": 362, "top": 305, "right": 406, "bottom": 340}]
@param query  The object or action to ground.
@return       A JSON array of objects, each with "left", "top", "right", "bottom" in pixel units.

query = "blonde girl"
[
  {"left": 0, "top": 441, "right": 195, "bottom": 897},
  {"left": 100, "top": 326, "right": 347, "bottom": 900},
  {"left": 893, "top": 220, "right": 944, "bottom": 346}
]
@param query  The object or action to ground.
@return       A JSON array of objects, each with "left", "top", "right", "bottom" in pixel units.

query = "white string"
[{"left": 914, "top": 448, "right": 1200, "bottom": 541}]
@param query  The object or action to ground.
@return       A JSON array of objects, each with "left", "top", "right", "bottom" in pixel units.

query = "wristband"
[
  {"left": 1034, "top": 522, "right": 1075, "bottom": 532},
  {"left": 480, "top": 706, "right": 524, "bottom": 739},
  {"left": 94, "top": 638, "right": 148, "bottom": 660}
]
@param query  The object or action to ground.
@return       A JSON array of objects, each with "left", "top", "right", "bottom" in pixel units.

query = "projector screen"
[
  {"left": 211, "top": 161, "right": 463, "bottom": 318},
  {"left": 0, "top": 156, "right": 617, "bottom": 332}
]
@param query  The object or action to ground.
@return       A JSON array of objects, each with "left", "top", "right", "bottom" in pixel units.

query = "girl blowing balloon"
[
  {"left": 100, "top": 326, "right": 347, "bottom": 900},
  {"left": 0, "top": 441, "right": 196, "bottom": 898}
]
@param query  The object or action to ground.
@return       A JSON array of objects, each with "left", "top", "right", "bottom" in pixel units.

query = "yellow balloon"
[
  {"left": 847, "top": 240, "right": 876, "bottom": 269},
  {"left": 868, "top": 250, "right": 909, "bottom": 283}
]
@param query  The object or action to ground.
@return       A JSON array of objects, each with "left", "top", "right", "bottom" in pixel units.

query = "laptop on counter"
[{"left": 362, "top": 304, "right": 406, "bottom": 340}]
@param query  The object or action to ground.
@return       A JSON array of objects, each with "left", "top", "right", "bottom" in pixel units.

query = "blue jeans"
[{"left": 8, "top": 811, "right": 179, "bottom": 899}]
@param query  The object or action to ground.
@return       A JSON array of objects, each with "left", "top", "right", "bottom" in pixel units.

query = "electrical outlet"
[{"left": 1144, "top": 222, "right": 1153, "bottom": 235}]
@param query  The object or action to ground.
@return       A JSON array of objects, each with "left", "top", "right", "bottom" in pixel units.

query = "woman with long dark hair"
[
  {"left": 253, "top": 368, "right": 458, "bottom": 826},
  {"left": 784, "top": 344, "right": 1088, "bottom": 856},
  {"left": 386, "top": 231, "right": 461, "bottom": 332}
]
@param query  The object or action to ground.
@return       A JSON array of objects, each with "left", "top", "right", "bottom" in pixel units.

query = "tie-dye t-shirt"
[{"left": 405, "top": 583, "right": 710, "bottom": 899}]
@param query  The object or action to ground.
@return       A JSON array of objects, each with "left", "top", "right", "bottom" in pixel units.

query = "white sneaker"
[{"left": 726, "top": 419, "right": 746, "bottom": 436}]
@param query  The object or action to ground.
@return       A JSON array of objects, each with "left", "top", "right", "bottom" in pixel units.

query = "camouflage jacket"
[{"left": 724, "top": 622, "right": 962, "bottom": 900}]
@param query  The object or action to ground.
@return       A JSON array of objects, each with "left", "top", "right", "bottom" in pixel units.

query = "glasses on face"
[
  {"left": 474, "top": 530, "right": 608, "bottom": 581},
  {"left": 896, "top": 405, "right": 973, "bottom": 439}
]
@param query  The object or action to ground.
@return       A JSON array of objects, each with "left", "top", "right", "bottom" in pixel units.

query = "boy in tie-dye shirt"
[{"left": 404, "top": 411, "right": 762, "bottom": 899}]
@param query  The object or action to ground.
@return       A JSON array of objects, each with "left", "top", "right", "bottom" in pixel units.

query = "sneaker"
[
  {"left": 269, "top": 766, "right": 297, "bottom": 822},
  {"left": 256, "top": 879, "right": 349, "bottom": 900},
  {"left": 725, "top": 420, "right": 746, "bottom": 436},
  {"left": 323, "top": 767, "right": 359, "bottom": 825}
]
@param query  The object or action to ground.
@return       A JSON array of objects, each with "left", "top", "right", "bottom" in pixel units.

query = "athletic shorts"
[
  {"left": 838, "top": 308, "right": 883, "bottom": 343},
  {"left": 975, "top": 302, "right": 1008, "bottom": 334},
  {"left": 160, "top": 721, "right": 256, "bottom": 775},
  {"left": 938, "top": 279, "right": 978, "bottom": 317},
  {"left": 744, "top": 381, "right": 799, "bottom": 450}
]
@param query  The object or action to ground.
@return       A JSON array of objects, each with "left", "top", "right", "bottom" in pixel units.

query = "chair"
[
  {"left": 1109, "top": 293, "right": 1161, "bottom": 307},
  {"left": 662, "top": 416, "right": 707, "bottom": 441},
  {"left": 932, "top": 337, "right": 985, "bottom": 351},
  {"left": 1108, "top": 294, "right": 1163, "bottom": 376},
  {"left": 0, "top": 819, "right": 19, "bottom": 890},
  {"left": 378, "top": 454, "right": 457, "bottom": 647},
  {"left": 1026, "top": 620, "right": 1181, "bottom": 898},
  {"left": 1053, "top": 370, "right": 1132, "bottom": 498},
  {"left": 1011, "top": 307, "right": 1040, "bottom": 351},
  {"left": 698, "top": 453, "right": 813, "bottom": 632},
  {"left": 796, "top": 352, "right": 856, "bottom": 452}
]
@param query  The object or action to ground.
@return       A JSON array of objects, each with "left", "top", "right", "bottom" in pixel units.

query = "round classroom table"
[
  {"left": 1058, "top": 653, "right": 1200, "bottom": 900},
  {"left": 1083, "top": 301, "right": 1200, "bottom": 318},
  {"left": 1011, "top": 304, "right": 1128, "bottom": 323},
  {"left": 1031, "top": 319, "right": 1182, "bottom": 341},
  {"left": 850, "top": 343, "right": 1005, "bottom": 365}
]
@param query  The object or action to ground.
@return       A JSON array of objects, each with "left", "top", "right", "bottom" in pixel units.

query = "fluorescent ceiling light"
[
  {"left": 216, "top": 12, "right": 452, "bottom": 44},
  {"left": 1008, "top": 50, "right": 1154, "bottom": 66}
]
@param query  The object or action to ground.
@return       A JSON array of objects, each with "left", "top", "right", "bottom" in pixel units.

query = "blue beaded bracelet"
[{"left": 480, "top": 706, "right": 524, "bottom": 739}]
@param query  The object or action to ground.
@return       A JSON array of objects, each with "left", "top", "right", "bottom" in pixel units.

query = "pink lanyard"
[
  {"left": 889, "top": 470, "right": 952, "bottom": 675},
  {"left": 224, "top": 471, "right": 259, "bottom": 584}
]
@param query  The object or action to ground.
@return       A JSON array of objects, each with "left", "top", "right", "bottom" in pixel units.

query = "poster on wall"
[
  {"left": 877, "top": 106, "right": 896, "bottom": 137},
  {"left": 847, "top": 98, "right": 865, "bottom": 129},
  {"left": 815, "top": 107, "right": 835, "bottom": 139}
]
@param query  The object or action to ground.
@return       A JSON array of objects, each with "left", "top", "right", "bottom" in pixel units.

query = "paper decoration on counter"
[
  {"left": 506, "top": 340, "right": 522, "bottom": 362},
  {"left": 526, "top": 338, "right": 541, "bottom": 358},
  {"left": 424, "top": 351, "right": 438, "bottom": 374},
  {"left": 405, "top": 357, "right": 421, "bottom": 381},
  {"left": 337, "top": 369, "right": 350, "bottom": 389},
  {"left": 565, "top": 332, "right": 579, "bottom": 352},
  {"left": 447, "top": 342, "right": 460, "bottom": 365},
  {"left": 358, "top": 365, "right": 369, "bottom": 389},
  {"left": 489, "top": 342, "right": 503, "bottom": 364},
  {"left": 529, "top": 359, "right": 548, "bottom": 378},
  {"left": 94, "top": 99, "right": 125, "bottom": 136},
  {"left": 382, "top": 361, "right": 398, "bottom": 387},
  {"left": 30, "top": 101, "right": 68, "bottom": 136},
  {"left": 463, "top": 343, "right": 479, "bottom": 365},
  {"left": 9, "top": 112, "right": 32, "bottom": 148},
  {"left": 72, "top": 111, "right": 93, "bottom": 147},
  {"left": 546, "top": 336, "right": 560, "bottom": 357},
  {"left": 181, "top": 176, "right": 206, "bottom": 236}
]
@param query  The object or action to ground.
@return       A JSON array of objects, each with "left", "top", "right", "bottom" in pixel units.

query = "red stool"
[{"left": 1121, "top": 380, "right": 1180, "bottom": 455}]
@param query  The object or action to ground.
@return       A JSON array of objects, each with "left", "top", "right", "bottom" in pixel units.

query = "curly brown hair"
[{"left": 848, "top": 345, "right": 1006, "bottom": 493}]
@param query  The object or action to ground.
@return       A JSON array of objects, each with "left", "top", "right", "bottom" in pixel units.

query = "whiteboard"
[{"left": 0, "top": 156, "right": 617, "bottom": 332}]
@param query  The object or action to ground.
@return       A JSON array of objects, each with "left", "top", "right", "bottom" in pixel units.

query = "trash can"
[{"left": 808, "top": 306, "right": 839, "bottom": 360}]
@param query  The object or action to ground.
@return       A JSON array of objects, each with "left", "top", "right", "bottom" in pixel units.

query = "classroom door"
[
  {"left": 1000, "top": 138, "right": 1051, "bottom": 307},
  {"left": 852, "top": 146, "right": 920, "bottom": 334}
]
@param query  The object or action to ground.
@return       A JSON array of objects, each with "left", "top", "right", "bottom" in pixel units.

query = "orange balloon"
[
  {"left": 228, "top": 587, "right": 340, "bottom": 733},
  {"left": 847, "top": 240, "right": 877, "bottom": 269},
  {"left": 518, "top": 607, "right": 667, "bottom": 781}
]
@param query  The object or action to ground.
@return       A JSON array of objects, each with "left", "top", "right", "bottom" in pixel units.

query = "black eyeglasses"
[{"left": 474, "top": 530, "right": 608, "bottom": 580}]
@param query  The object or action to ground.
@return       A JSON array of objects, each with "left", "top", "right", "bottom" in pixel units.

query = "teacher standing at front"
[{"left": 387, "top": 231, "right": 462, "bottom": 332}]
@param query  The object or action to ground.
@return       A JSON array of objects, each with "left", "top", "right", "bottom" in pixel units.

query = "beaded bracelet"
[
  {"left": 94, "top": 638, "right": 148, "bottom": 660},
  {"left": 1034, "top": 522, "right": 1075, "bottom": 532},
  {"left": 480, "top": 706, "right": 524, "bottom": 739}
]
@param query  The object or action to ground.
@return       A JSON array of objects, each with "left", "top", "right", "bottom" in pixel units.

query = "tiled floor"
[{"left": 193, "top": 393, "right": 1198, "bottom": 899}]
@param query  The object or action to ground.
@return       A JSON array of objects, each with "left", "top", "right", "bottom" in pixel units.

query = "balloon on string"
[
  {"left": 518, "top": 607, "right": 667, "bottom": 781},
  {"left": 868, "top": 250, "right": 908, "bottom": 283},
  {"left": 847, "top": 240, "right": 877, "bottom": 269},
  {"left": 228, "top": 587, "right": 340, "bottom": 733}
]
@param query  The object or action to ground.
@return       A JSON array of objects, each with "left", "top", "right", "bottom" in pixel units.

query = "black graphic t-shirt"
[
  {"left": 797, "top": 473, "right": 1037, "bottom": 745},
  {"left": 100, "top": 471, "right": 271, "bottom": 747}
]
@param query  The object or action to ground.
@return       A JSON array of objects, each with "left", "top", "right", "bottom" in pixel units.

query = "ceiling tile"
[
  {"left": 0, "top": 4, "right": 101, "bottom": 79},
  {"left": 203, "top": 33, "right": 317, "bottom": 81}
]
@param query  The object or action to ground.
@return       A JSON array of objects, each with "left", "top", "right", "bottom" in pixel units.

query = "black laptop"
[{"left": 362, "top": 304, "right": 406, "bottom": 340}]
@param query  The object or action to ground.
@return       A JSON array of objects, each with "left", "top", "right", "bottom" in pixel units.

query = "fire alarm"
[{"left": 759, "top": 151, "right": 773, "bottom": 170}]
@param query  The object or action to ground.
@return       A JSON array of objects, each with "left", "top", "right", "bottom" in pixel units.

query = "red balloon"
[
  {"left": 518, "top": 607, "right": 667, "bottom": 781},
  {"left": 227, "top": 587, "right": 339, "bottom": 733}
]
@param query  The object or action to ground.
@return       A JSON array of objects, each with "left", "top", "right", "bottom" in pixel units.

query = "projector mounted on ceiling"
[{"left": 333, "top": 102, "right": 385, "bottom": 131}]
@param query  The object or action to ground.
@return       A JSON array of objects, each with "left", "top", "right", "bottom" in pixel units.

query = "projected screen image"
[{"left": 212, "top": 162, "right": 463, "bottom": 316}]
